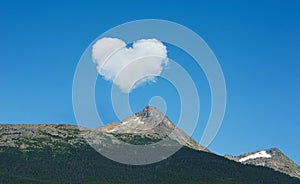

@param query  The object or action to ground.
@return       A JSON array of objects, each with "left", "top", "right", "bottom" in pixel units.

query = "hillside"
[{"left": 0, "top": 106, "right": 299, "bottom": 183}]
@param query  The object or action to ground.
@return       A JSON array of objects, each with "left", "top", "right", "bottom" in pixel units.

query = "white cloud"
[{"left": 92, "top": 37, "right": 168, "bottom": 93}]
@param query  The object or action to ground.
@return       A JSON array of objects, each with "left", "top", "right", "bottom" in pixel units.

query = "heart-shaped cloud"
[{"left": 92, "top": 37, "right": 168, "bottom": 93}]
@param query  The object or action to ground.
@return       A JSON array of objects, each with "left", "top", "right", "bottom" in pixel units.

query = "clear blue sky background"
[{"left": 0, "top": 1, "right": 299, "bottom": 164}]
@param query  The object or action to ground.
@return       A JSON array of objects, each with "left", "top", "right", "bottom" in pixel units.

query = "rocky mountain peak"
[
  {"left": 133, "top": 106, "right": 168, "bottom": 126},
  {"left": 267, "top": 147, "right": 281, "bottom": 154},
  {"left": 100, "top": 106, "right": 207, "bottom": 151},
  {"left": 111, "top": 106, "right": 174, "bottom": 134},
  {"left": 136, "top": 106, "right": 162, "bottom": 118}
]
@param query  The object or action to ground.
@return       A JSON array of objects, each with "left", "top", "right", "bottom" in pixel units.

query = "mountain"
[
  {"left": 225, "top": 148, "right": 300, "bottom": 179},
  {"left": 0, "top": 106, "right": 299, "bottom": 183},
  {"left": 99, "top": 106, "right": 207, "bottom": 151}
]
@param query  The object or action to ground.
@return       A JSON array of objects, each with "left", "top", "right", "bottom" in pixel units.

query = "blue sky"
[{"left": 0, "top": 1, "right": 299, "bottom": 164}]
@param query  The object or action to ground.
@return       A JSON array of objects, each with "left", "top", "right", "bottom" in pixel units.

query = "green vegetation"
[
  {"left": 0, "top": 145, "right": 299, "bottom": 184},
  {"left": 111, "top": 133, "right": 164, "bottom": 145}
]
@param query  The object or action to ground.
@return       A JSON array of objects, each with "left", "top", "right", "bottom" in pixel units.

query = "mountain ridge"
[
  {"left": 225, "top": 147, "right": 300, "bottom": 179},
  {"left": 0, "top": 106, "right": 299, "bottom": 183}
]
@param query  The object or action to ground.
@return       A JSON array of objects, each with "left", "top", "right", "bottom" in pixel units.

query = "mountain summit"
[
  {"left": 102, "top": 106, "right": 172, "bottom": 134},
  {"left": 100, "top": 106, "right": 207, "bottom": 151}
]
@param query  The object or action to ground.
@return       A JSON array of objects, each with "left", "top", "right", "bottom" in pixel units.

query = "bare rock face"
[
  {"left": 225, "top": 148, "right": 300, "bottom": 179},
  {"left": 106, "top": 106, "right": 175, "bottom": 135},
  {"left": 100, "top": 106, "right": 208, "bottom": 151}
]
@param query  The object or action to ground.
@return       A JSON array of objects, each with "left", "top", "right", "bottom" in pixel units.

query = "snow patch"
[{"left": 239, "top": 151, "right": 272, "bottom": 162}]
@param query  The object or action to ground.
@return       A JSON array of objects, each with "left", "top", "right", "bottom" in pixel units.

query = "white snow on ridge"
[{"left": 239, "top": 151, "right": 272, "bottom": 162}]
